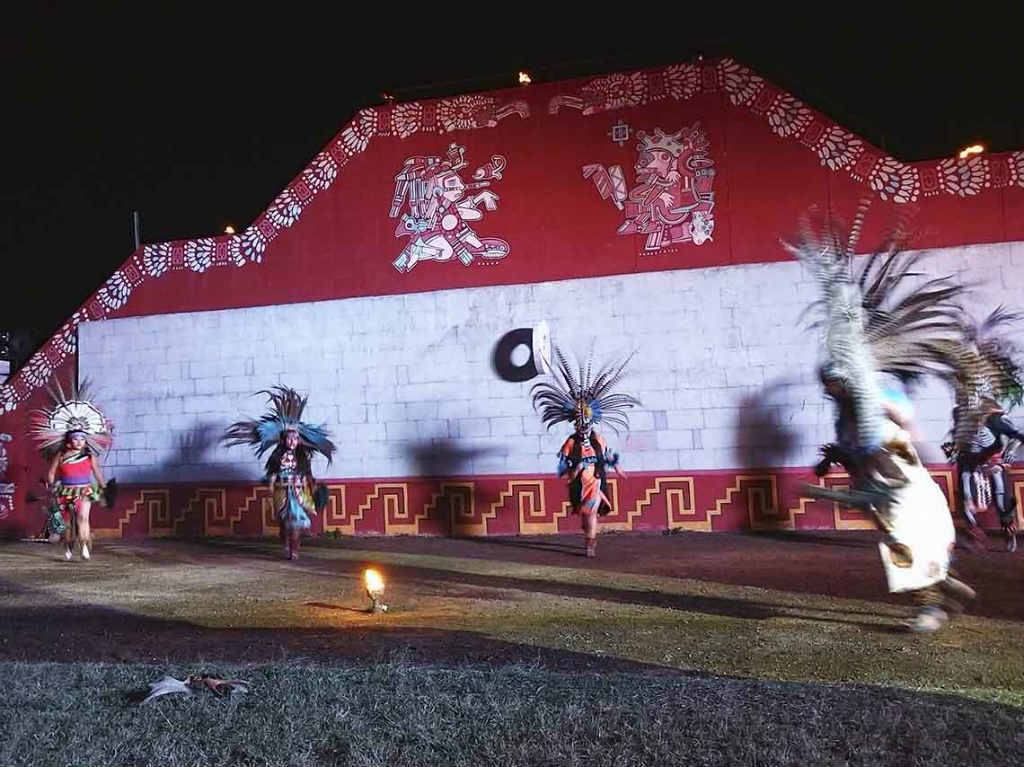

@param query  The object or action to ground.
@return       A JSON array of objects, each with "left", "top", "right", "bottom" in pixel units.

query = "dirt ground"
[{"left": 2, "top": 530, "right": 1022, "bottom": 703}]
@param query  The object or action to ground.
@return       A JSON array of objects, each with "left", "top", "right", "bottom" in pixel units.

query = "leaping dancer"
[{"left": 791, "top": 206, "right": 976, "bottom": 632}]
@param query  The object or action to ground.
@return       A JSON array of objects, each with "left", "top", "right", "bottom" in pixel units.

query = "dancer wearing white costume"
[{"left": 795, "top": 204, "right": 975, "bottom": 632}]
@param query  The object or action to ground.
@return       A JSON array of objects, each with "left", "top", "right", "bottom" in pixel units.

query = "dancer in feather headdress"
[
  {"left": 29, "top": 378, "right": 114, "bottom": 561},
  {"left": 789, "top": 204, "right": 976, "bottom": 632},
  {"left": 939, "top": 308, "right": 1024, "bottom": 551},
  {"left": 223, "top": 387, "right": 335, "bottom": 560},
  {"left": 531, "top": 346, "right": 640, "bottom": 557}
]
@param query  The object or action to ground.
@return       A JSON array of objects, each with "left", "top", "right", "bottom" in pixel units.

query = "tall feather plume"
[
  {"left": 786, "top": 203, "right": 966, "bottom": 448},
  {"left": 530, "top": 345, "right": 640, "bottom": 433},
  {"left": 946, "top": 306, "right": 1024, "bottom": 453}
]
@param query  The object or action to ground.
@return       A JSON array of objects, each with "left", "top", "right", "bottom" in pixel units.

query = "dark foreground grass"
[{"left": 1, "top": 656, "right": 1021, "bottom": 767}]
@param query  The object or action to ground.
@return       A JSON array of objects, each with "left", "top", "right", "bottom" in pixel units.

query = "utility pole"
[{"left": 132, "top": 210, "right": 142, "bottom": 249}]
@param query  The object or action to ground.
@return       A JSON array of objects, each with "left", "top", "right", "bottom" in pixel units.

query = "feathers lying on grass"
[
  {"left": 186, "top": 675, "right": 251, "bottom": 697},
  {"left": 142, "top": 675, "right": 251, "bottom": 705},
  {"left": 141, "top": 676, "right": 191, "bottom": 704}
]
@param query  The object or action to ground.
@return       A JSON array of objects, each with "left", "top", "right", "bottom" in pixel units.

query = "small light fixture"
[
  {"left": 518, "top": 71, "right": 531, "bottom": 85},
  {"left": 224, "top": 225, "right": 236, "bottom": 235},
  {"left": 381, "top": 92, "right": 394, "bottom": 103},
  {"left": 958, "top": 143, "right": 984, "bottom": 160},
  {"left": 365, "top": 568, "right": 387, "bottom": 613}
]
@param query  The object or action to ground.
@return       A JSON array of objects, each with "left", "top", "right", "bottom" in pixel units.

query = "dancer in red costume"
[
  {"left": 532, "top": 347, "right": 640, "bottom": 558},
  {"left": 30, "top": 380, "right": 113, "bottom": 561}
]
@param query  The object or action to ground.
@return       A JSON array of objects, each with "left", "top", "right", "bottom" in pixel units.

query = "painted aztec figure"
[
  {"left": 389, "top": 142, "right": 510, "bottom": 273},
  {"left": 30, "top": 379, "right": 115, "bottom": 561},
  {"left": 939, "top": 308, "right": 1024, "bottom": 552},
  {"left": 224, "top": 387, "right": 335, "bottom": 561},
  {"left": 531, "top": 346, "right": 640, "bottom": 558},
  {"left": 584, "top": 123, "right": 716, "bottom": 252},
  {"left": 791, "top": 206, "right": 978, "bottom": 633}
]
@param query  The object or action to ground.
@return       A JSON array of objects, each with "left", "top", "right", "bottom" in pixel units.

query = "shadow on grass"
[
  {"left": 304, "top": 601, "right": 370, "bottom": 615},
  {"left": 197, "top": 539, "right": 892, "bottom": 632},
  {"left": 286, "top": 529, "right": 1024, "bottom": 623},
  {"left": 461, "top": 536, "right": 586, "bottom": 554},
  {"left": 0, "top": 578, "right": 685, "bottom": 672}
]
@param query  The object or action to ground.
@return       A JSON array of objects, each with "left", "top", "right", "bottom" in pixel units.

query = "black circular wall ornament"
[{"left": 493, "top": 322, "right": 552, "bottom": 382}]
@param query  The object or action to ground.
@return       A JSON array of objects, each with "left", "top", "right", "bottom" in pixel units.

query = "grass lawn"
[{"left": 1, "top": 533, "right": 1022, "bottom": 765}]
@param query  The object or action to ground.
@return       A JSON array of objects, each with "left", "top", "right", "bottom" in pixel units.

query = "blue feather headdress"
[{"left": 223, "top": 386, "right": 335, "bottom": 465}]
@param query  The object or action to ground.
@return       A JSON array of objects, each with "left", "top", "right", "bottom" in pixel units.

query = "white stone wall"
[{"left": 78, "top": 241, "right": 1024, "bottom": 483}]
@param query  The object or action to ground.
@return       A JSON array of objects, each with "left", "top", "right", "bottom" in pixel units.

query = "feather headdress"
[
  {"left": 29, "top": 377, "right": 112, "bottom": 457},
  {"left": 945, "top": 306, "right": 1023, "bottom": 453},
  {"left": 530, "top": 345, "right": 641, "bottom": 434},
  {"left": 786, "top": 203, "right": 966, "bottom": 448},
  {"left": 223, "top": 386, "right": 335, "bottom": 466}
]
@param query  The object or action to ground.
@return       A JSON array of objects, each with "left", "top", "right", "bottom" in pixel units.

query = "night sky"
[{"left": 4, "top": 8, "right": 1021, "bottom": 362}]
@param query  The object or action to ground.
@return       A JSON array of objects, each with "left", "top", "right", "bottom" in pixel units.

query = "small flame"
[
  {"left": 518, "top": 71, "right": 531, "bottom": 85},
  {"left": 958, "top": 143, "right": 984, "bottom": 160},
  {"left": 364, "top": 568, "right": 384, "bottom": 593}
]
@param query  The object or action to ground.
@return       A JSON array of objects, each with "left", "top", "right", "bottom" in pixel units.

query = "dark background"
[{"left": 3, "top": 6, "right": 1020, "bottom": 366}]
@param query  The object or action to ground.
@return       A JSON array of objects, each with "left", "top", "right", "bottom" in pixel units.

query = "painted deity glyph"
[
  {"left": 390, "top": 143, "right": 510, "bottom": 273},
  {"left": 584, "top": 123, "right": 716, "bottom": 252}
]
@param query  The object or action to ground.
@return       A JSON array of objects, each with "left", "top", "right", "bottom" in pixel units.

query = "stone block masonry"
[{"left": 78, "top": 241, "right": 1024, "bottom": 482}]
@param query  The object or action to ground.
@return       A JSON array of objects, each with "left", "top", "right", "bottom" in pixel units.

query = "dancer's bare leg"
[
  {"left": 582, "top": 513, "right": 597, "bottom": 557},
  {"left": 76, "top": 499, "right": 92, "bottom": 560},
  {"left": 62, "top": 507, "right": 74, "bottom": 560}
]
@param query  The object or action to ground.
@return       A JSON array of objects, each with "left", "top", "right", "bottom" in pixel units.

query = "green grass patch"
[
  {"left": 1, "top": 656, "right": 1022, "bottom": 767},
  {"left": 3, "top": 539, "right": 1023, "bottom": 710}
]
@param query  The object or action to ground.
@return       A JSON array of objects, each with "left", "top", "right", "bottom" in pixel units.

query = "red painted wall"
[{"left": 75, "top": 90, "right": 1024, "bottom": 321}]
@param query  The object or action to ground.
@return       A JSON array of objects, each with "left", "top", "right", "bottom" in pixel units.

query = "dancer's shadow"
[
  {"left": 461, "top": 536, "right": 583, "bottom": 555},
  {"left": 406, "top": 438, "right": 499, "bottom": 478},
  {"left": 733, "top": 380, "right": 803, "bottom": 470},
  {"left": 745, "top": 529, "right": 881, "bottom": 550},
  {"left": 405, "top": 438, "right": 504, "bottom": 536},
  {"left": 131, "top": 420, "right": 254, "bottom": 483},
  {"left": 304, "top": 601, "right": 371, "bottom": 615}
]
